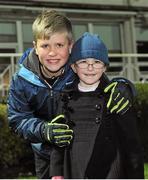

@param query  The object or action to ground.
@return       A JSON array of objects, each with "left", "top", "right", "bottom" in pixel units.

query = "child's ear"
[
  {"left": 71, "top": 64, "right": 77, "bottom": 73},
  {"left": 33, "top": 41, "right": 38, "bottom": 55},
  {"left": 33, "top": 41, "right": 36, "bottom": 48},
  {"left": 103, "top": 66, "right": 107, "bottom": 72}
]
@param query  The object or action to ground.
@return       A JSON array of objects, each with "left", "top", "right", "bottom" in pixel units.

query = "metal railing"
[
  {"left": 0, "top": 53, "right": 148, "bottom": 96},
  {"left": 107, "top": 53, "right": 148, "bottom": 82},
  {"left": 0, "top": 53, "right": 21, "bottom": 96}
]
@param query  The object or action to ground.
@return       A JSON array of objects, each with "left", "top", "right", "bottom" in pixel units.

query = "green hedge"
[
  {"left": 135, "top": 83, "right": 148, "bottom": 162},
  {"left": 0, "top": 104, "right": 35, "bottom": 178},
  {"left": 0, "top": 83, "right": 148, "bottom": 178}
]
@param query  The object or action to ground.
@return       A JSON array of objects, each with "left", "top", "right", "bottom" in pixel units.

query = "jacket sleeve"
[
  {"left": 7, "top": 74, "right": 45, "bottom": 143},
  {"left": 115, "top": 107, "right": 144, "bottom": 179}
]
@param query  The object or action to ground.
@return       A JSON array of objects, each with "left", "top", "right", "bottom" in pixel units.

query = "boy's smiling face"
[{"left": 34, "top": 32, "right": 73, "bottom": 73}]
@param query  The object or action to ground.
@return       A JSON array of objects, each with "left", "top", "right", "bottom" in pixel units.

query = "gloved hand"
[
  {"left": 104, "top": 80, "right": 135, "bottom": 115},
  {"left": 43, "top": 114, "right": 73, "bottom": 147}
]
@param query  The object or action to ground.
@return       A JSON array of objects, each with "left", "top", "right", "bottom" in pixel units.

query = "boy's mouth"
[{"left": 46, "top": 59, "right": 59, "bottom": 63}]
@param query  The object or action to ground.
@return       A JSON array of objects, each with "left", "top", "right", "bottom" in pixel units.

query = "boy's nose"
[{"left": 48, "top": 47, "right": 56, "bottom": 56}]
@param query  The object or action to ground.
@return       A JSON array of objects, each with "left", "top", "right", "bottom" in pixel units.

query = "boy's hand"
[
  {"left": 104, "top": 81, "right": 133, "bottom": 115},
  {"left": 43, "top": 114, "right": 73, "bottom": 147}
]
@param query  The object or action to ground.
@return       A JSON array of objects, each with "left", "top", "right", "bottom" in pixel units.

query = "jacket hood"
[{"left": 21, "top": 48, "right": 42, "bottom": 78}]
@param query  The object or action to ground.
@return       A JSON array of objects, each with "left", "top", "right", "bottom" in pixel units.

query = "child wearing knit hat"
[
  {"left": 69, "top": 32, "right": 109, "bottom": 92},
  {"left": 50, "top": 32, "right": 144, "bottom": 179}
]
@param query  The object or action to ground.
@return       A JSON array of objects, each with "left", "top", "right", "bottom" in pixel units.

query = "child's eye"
[
  {"left": 56, "top": 43, "right": 64, "bottom": 48},
  {"left": 95, "top": 61, "right": 101, "bottom": 64},
  {"left": 41, "top": 44, "right": 48, "bottom": 48},
  {"left": 79, "top": 60, "right": 87, "bottom": 64},
  {"left": 94, "top": 61, "right": 103, "bottom": 65}
]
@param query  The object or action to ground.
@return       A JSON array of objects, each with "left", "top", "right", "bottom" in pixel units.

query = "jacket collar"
[
  {"left": 22, "top": 48, "right": 42, "bottom": 78},
  {"left": 63, "top": 73, "right": 110, "bottom": 93}
]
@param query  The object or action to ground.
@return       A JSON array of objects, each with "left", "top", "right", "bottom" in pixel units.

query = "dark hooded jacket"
[{"left": 50, "top": 77, "right": 144, "bottom": 179}]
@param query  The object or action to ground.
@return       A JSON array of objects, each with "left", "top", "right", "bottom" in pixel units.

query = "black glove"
[
  {"left": 43, "top": 114, "right": 73, "bottom": 147},
  {"left": 104, "top": 78, "right": 136, "bottom": 115}
]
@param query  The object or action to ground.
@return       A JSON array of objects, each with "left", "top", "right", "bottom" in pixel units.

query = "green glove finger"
[
  {"left": 51, "top": 114, "right": 65, "bottom": 123},
  {"left": 51, "top": 123, "right": 69, "bottom": 130},
  {"left": 104, "top": 82, "right": 117, "bottom": 93},
  {"left": 116, "top": 100, "right": 129, "bottom": 114},
  {"left": 107, "top": 92, "right": 121, "bottom": 109},
  {"left": 105, "top": 82, "right": 118, "bottom": 109},
  {"left": 56, "top": 140, "right": 71, "bottom": 147},
  {"left": 110, "top": 97, "right": 124, "bottom": 113},
  {"left": 53, "top": 129, "right": 73, "bottom": 136},
  {"left": 106, "top": 89, "right": 115, "bottom": 109},
  {"left": 55, "top": 134, "right": 73, "bottom": 141},
  {"left": 54, "top": 135, "right": 73, "bottom": 147},
  {"left": 48, "top": 114, "right": 68, "bottom": 129}
]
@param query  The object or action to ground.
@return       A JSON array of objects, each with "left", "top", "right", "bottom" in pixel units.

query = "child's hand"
[{"left": 51, "top": 176, "right": 64, "bottom": 180}]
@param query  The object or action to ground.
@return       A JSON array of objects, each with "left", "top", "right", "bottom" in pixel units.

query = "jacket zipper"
[{"left": 44, "top": 79, "right": 58, "bottom": 119}]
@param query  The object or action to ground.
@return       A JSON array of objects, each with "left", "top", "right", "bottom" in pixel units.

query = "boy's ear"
[
  {"left": 33, "top": 41, "right": 36, "bottom": 48},
  {"left": 33, "top": 41, "right": 38, "bottom": 55},
  {"left": 71, "top": 64, "right": 77, "bottom": 73}
]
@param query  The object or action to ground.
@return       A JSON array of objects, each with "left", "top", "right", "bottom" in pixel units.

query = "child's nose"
[
  {"left": 87, "top": 64, "right": 94, "bottom": 70},
  {"left": 48, "top": 47, "right": 56, "bottom": 56}
]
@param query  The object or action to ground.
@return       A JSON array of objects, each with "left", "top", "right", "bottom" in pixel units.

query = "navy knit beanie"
[{"left": 70, "top": 32, "right": 109, "bottom": 65}]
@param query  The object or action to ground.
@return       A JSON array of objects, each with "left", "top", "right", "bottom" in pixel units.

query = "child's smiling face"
[
  {"left": 71, "top": 58, "right": 106, "bottom": 88},
  {"left": 34, "top": 32, "right": 73, "bottom": 73}
]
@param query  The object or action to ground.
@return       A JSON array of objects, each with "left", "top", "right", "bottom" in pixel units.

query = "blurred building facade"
[{"left": 0, "top": 0, "right": 148, "bottom": 96}]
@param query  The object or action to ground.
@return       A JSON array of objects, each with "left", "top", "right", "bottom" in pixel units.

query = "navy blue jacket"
[{"left": 7, "top": 48, "right": 75, "bottom": 158}]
